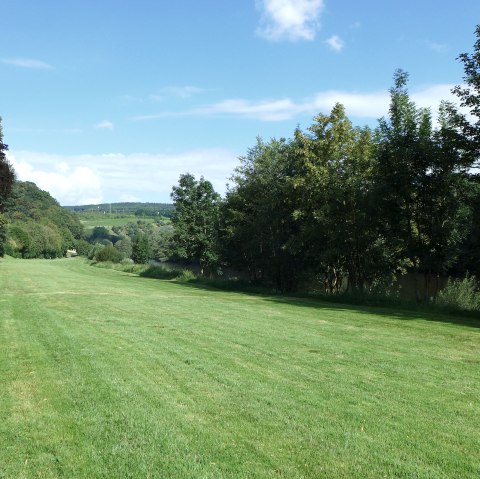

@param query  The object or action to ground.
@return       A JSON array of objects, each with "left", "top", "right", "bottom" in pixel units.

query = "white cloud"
[
  {"left": 7, "top": 148, "right": 238, "bottom": 205},
  {"left": 134, "top": 83, "right": 459, "bottom": 123},
  {"left": 95, "top": 120, "right": 114, "bottom": 130},
  {"left": 1, "top": 58, "right": 53, "bottom": 69},
  {"left": 326, "top": 35, "right": 344, "bottom": 52},
  {"left": 411, "top": 84, "right": 455, "bottom": 109},
  {"left": 310, "top": 90, "right": 389, "bottom": 118},
  {"left": 8, "top": 153, "right": 103, "bottom": 205},
  {"left": 256, "top": 0, "right": 324, "bottom": 41}
]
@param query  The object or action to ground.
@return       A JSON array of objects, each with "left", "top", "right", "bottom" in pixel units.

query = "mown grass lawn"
[{"left": 0, "top": 257, "right": 479, "bottom": 478}]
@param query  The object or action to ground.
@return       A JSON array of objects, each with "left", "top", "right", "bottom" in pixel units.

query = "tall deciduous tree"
[
  {"left": 171, "top": 173, "right": 221, "bottom": 277},
  {"left": 131, "top": 233, "right": 151, "bottom": 264},
  {"left": 0, "top": 117, "right": 16, "bottom": 256},
  {"left": 291, "top": 103, "right": 391, "bottom": 294},
  {"left": 0, "top": 118, "right": 14, "bottom": 210},
  {"left": 376, "top": 71, "right": 471, "bottom": 300},
  {"left": 223, "top": 138, "right": 302, "bottom": 292},
  {"left": 452, "top": 24, "right": 480, "bottom": 164}
]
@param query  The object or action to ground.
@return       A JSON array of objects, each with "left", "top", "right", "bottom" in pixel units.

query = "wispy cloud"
[
  {"left": 121, "top": 86, "right": 204, "bottom": 104},
  {"left": 205, "top": 98, "right": 299, "bottom": 121},
  {"left": 133, "top": 98, "right": 298, "bottom": 122},
  {"left": 95, "top": 120, "right": 114, "bottom": 131},
  {"left": 256, "top": 0, "right": 325, "bottom": 42},
  {"left": 326, "top": 35, "right": 345, "bottom": 52},
  {"left": 1, "top": 57, "right": 53, "bottom": 69},
  {"left": 150, "top": 86, "right": 204, "bottom": 101},
  {"left": 8, "top": 148, "right": 239, "bottom": 204},
  {"left": 134, "top": 83, "right": 459, "bottom": 123},
  {"left": 426, "top": 40, "right": 448, "bottom": 53}
]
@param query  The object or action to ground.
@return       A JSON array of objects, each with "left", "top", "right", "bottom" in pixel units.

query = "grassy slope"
[{"left": 0, "top": 258, "right": 479, "bottom": 478}]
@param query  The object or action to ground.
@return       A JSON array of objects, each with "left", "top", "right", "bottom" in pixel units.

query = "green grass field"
[
  {"left": 1, "top": 258, "right": 479, "bottom": 478},
  {"left": 79, "top": 215, "right": 159, "bottom": 229}
]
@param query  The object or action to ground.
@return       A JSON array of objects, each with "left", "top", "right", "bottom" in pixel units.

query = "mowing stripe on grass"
[{"left": 0, "top": 257, "right": 479, "bottom": 478}]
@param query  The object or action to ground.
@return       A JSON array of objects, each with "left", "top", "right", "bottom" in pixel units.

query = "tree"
[
  {"left": 131, "top": 233, "right": 151, "bottom": 264},
  {"left": 450, "top": 25, "right": 480, "bottom": 280},
  {"left": 223, "top": 138, "right": 302, "bottom": 292},
  {"left": 0, "top": 118, "right": 15, "bottom": 211},
  {"left": 114, "top": 236, "right": 133, "bottom": 259},
  {"left": 3, "top": 181, "right": 85, "bottom": 258},
  {"left": 291, "top": 103, "right": 390, "bottom": 294},
  {"left": 150, "top": 225, "right": 174, "bottom": 262},
  {"left": 452, "top": 24, "right": 480, "bottom": 164},
  {"left": 0, "top": 117, "right": 15, "bottom": 255},
  {"left": 376, "top": 71, "right": 471, "bottom": 300},
  {"left": 171, "top": 173, "right": 221, "bottom": 277}
]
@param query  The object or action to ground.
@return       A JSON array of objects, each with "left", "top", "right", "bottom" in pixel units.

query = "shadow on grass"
[
  {"left": 152, "top": 277, "right": 480, "bottom": 330},
  {"left": 92, "top": 262, "right": 480, "bottom": 329}
]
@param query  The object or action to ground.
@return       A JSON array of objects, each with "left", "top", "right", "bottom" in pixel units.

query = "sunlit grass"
[
  {"left": 0, "top": 257, "right": 479, "bottom": 478},
  {"left": 79, "top": 214, "right": 160, "bottom": 229}
]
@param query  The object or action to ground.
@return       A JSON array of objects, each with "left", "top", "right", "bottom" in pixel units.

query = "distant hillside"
[
  {"left": 4, "top": 181, "right": 85, "bottom": 258},
  {"left": 64, "top": 202, "right": 175, "bottom": 218}
]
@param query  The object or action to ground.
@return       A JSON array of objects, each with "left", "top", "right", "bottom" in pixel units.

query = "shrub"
[
  {"left": 132, "top": 234, "right": 151, "bottom": 264},
  {"left": 176, "top": 269, "right": 196, "bottom": 282},
  {"left": 436, "top": 274, "right": 480, "bottom": 312},
  {"left": 94, "top": 245, "right": 123, "bottom": 263},
  {"left": 74, "top": 239, "right": 92, "bottom": 257},
  {"left": 88, "top": 243, "right": 104, "bottom": 260}
]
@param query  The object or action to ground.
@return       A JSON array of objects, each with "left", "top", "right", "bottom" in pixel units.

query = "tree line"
[{"left": 169, "top": 27, "right": 480, "bottom": 300}]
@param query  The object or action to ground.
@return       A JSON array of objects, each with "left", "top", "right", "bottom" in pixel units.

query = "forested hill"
[
  {"left": 3, "top": 181, "right": 84, "bottom": 258},
  {"left": 64, "top": 202, "right": 174, "bottom": 218}
]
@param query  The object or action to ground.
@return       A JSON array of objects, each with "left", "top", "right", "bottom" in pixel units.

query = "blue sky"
[{"left": 1, "top": 0, "right": 479, "bottom": 205}]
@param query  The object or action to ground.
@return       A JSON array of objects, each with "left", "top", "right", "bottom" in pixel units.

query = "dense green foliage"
[
  {"left": 215, "top": 73, "right": 476, "bottom": 297},
  {"left": 80, "top": 217, "right": 173, "bottom": 264},
  {"left": 0, "top": 117, "right": 16, "bottom": 255},
  {"left": 3, "top": 181, "right": 84, "bottom": 258},
  {"left": 169, "top": 29, "right": 480, "bottom": 300},
  {"left": 92, "top": 244, "right": 124, "bottom": 263},
  {"left": 375, "top": 71, "right": 472, "bottom": 299},
  {"left": 171, "top": 173, "right": 221, "bottom": 276},
  {"left": 436, "top": 274, "right": 480, "bottom": 312},
  {"left": 131, "top": 232, "right": 151, "bottom": 264},
  {"left": 452, "top": 24, "right": 480, "bottom": 162}
]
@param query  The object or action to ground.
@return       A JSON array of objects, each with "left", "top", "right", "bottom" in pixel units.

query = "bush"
[
  {"left": 176, "top": 269, "right": 196, "bottom": 282},
  {"left": 94, "top": 245, "right": 123, "bottom": 263},
  {"left": 88, "top": 243, "right": 104, "bottom": 260},
  {"left": 74, "top": 239, "right": 92, "bottom": 257},
  {"left": 436, "top": 274, "right": 480, "bottom": 312}
]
